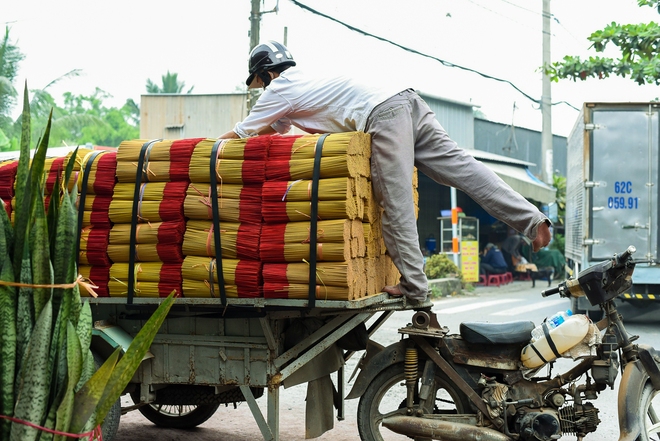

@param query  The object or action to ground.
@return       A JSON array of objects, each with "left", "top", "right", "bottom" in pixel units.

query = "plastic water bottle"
[{"left": 530, "top": 310, "right": 573, "bottom": 342}]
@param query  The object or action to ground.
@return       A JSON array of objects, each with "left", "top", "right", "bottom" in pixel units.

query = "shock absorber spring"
[
  {"left": 405, "top": 347, "right": 418, "bottom": 411},
  {"left": 405, "top": 348, "right": 418, "bottom": 383}
]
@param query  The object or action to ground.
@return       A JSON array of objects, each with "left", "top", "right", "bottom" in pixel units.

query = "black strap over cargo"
[
  {"left": 76, "top": 150, "right": 104, "bottom": 267},
  {"left": 127, "top": 139, "right": 160, "bottom": 304},
  {"left": 307, "top": 134, "right": 329, "bottom": 308},
  {"left": 542, "top": 321, "right": 562, "bottom": 359},
  {"left": 209, "top": 139, "right": 227, "bottom": 305},
  {"left": 529, "top": 342, "right": 548, "bottom": 364}
]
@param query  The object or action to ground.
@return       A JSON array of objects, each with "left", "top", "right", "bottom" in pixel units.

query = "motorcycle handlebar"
[
  {"left": 617, "top": 245, "right": 636, "bottom": 265},
  {"left": 541, "top": 286, "right": 561, "bottom": 297}
]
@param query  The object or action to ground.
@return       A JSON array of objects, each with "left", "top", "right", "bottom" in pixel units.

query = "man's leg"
[
  {"left": 367, "top": 93, "right": 428, "bottom": 300},
  {"left": 408, "top": 94, "right": 547, "bottom": 239}
]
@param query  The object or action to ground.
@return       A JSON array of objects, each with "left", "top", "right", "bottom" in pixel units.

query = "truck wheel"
[
  {"left": 92, "top": 353, "right": 121, "bottom": 441},
  {"left": 131, "top": 391, "right": 219, "bottom": 429}
]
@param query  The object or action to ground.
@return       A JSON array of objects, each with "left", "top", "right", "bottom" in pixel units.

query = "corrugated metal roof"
[{"left": 466, "top": 148, "right": 536, "bottom": 167}]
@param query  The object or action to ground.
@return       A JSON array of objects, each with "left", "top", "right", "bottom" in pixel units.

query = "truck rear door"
[{"left": 589, "top": 105, "right": 659, "bottom": 263}]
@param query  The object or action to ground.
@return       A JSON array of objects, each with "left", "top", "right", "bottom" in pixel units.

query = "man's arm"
[
  {"left": 218, "top": 125, "right": 277, "bottom": 139},
  {"left": 218, "top": 130, "right": 240, "bottom": 139}
]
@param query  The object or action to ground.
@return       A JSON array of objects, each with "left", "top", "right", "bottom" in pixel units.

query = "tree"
[
  {"left": 0, "top": 26, "right": 25, "bottom": 149},
  {"left": 547, "top": 0, "right": 660, "bottom": 85},
  {"left": 17, "top": 87, "right": 139, "bottom": 148},
  {"left": 146, "top": 71, "right": 194, "bottom": 93},
  {"left": 52, "top": 88, "right": 140, "bottom": 147}
]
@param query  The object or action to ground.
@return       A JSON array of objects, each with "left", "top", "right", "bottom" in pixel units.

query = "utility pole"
[
  {"left": 541, "top": 0, "right": 553, "bottom": 184},
  {"left": 250, "top": 0, "right": 261, "bottom": 52},
  {"left": 248, "top": 0, "right": 262, "bottom": 111}
]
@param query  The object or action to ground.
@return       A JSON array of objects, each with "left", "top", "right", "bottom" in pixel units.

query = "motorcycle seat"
[{"left": 460, "top": 321, "right": 535, "bottom": 345}]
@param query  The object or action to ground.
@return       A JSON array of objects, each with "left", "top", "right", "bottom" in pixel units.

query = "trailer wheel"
[
  {"left": 131, "top": 392, "right": 219, "bottom": 429},
  {"left": 93, "top": 353, "right": 121, "bottom": 441}
]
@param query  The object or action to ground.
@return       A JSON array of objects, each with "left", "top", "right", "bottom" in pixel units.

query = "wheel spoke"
[
  {"left": 649, "top": 402, "right": 659, "bottom": 424},
  {"left": 648, "top": 421, "right": 660, "bottom": 436},
  {"left": 378, "top": 408, "right": 408, "bottom": 423}
]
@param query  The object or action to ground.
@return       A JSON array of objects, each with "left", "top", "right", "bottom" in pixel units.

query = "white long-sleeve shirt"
[{"left": 233, "top": 67, "right": 405, "bottom": 138}]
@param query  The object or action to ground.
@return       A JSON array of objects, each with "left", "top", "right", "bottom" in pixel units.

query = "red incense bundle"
[
  {"left": 79, "top": 227, "right": 111, "bottom": 266},
  {"left": 81, "top": 151, "right": 117, "bottom": 196},
  {"left": 79, "top": 265, "right": 110, "bottom": 297}
]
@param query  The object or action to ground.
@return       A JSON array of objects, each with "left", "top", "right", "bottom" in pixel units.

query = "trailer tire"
[
  {"left": 132, "top": 396, "right": 219, "bottom": 429},
  {"left": 93, "top": 353, "right": 121, "bottom": 441}
]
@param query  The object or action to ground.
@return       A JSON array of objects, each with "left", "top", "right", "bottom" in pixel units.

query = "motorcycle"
[{"left": 348, "top": 246, "right": 660, "bottom": 441}]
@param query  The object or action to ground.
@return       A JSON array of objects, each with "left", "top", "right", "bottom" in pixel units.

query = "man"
[
  {"left": 480, "top": 243, "right": 509, "bottom": 276},
  {"left": 219, "top": 41, "right": 551, "bottom": 302},
  {"left": 501, "top": 232, "right": 527, "bottom": 272}
]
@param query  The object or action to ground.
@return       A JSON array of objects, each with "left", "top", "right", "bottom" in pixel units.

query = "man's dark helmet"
[{"left": 245, "top": 41, "right": 296, "bottom": 88}]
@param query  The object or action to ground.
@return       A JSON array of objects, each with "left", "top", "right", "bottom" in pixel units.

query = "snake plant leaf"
[
  {"left": 0, "top": 196, "right": 14, "bottom": 269},
  {"left": 10, "top": 298, "right": 52, "bottom": 441},
  {"left": 69, "top": 348, "right": 120, "bottom": 435},
  {"left": 30, "top": 189, "right": 52, "bottom": 318},
  {"left": 15, "top": 240, "right": 34, "bottom": 385},
  {"left": 13, "top": 108, "right": 51, "bottom": 280},
  {"left": 13, "top": 83, "right": 30, "bottom": 254},
  {"left": 53, "top": 321, "right": 83, "bottom": 441},
  {"left": 94, "top": 292, "right": 175, "bottom": 426},
  {"left": 0, "top": 251, "right": 16, "bottom": 440}
]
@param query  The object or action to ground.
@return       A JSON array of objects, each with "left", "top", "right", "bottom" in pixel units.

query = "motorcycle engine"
[
  {"left": 516, "top": 411, "right": 561, "bottom": 441},
  {"left": 558, "top": 402, "right": 600, "bottom": 435},
  {"left": 515, "top": 403, "right": 599, "bottom": 440}
]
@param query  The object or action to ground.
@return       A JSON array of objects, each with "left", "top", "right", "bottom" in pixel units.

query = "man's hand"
[{"left": 532, "top": 220, "right": 551, "bottom": 252}]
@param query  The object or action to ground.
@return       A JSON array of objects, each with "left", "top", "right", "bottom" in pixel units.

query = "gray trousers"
[{"left": 365, "top": 90, "right": 546, "bottom": 300}]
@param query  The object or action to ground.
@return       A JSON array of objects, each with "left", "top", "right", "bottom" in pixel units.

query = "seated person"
[{"left": 480, "top": 243, "right": 508, "bottom": 276}]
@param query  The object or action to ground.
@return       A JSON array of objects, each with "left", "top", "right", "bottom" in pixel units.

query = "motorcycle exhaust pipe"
[{"left": 382, "top": 415, "right": 511, "bottom": 441}]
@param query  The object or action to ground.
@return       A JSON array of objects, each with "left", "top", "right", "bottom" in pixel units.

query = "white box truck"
[{"left": 565, "top": 102, "right": 659, "bottom": 314}]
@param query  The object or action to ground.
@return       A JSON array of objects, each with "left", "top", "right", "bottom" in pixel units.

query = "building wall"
[
  {"left": 140, "top": 94, "right": 248, "bottom": 139},
  {"left": 474, "top": 118, "right": 567, "bottom": 178},
  {"left": 419, "top": 92, "right": 475, "bottom": 148}
]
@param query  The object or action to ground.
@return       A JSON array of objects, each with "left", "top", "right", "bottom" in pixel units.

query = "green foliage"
[
  {"left": 0, "top": 27, "right": 138, "bottom": 150},
  {"left": 552, "top": 173, "right": 566, "bottom": 226},
  {"left": 0, "top": 27, "right": 25, "bottom": 138},
  {"left": 546, "top": 1, "right": 660, "bottom": 85},
  {"left": 1, "top": 87, "right": 174, "bottom": 440},
  {"left": 550, "top": 233, "right": 565, "bottom": 256},
  {"left": 146, "top": 70, "right": 194, "bottom": 94},
  {"left": 424, "top": 254, "right": 462, "bottom": 280},
  {"left": 34, "top": 89, "right": 140, "bottom": 148}
]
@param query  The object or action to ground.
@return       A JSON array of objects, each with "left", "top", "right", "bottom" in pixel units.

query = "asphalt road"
[{"left": 113, "top": 280, "right": 660, "bottom": 441}]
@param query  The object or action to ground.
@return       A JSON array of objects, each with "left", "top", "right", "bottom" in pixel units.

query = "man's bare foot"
[{"left": 383, "top": 285, "right": 403, "bottom": 297}]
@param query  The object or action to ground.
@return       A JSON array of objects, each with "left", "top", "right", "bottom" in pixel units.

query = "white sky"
[{"left": 4, "top": 0, "right": 659, "bottom": 137}]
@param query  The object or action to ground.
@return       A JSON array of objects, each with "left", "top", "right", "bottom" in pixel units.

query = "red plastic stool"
[
  {"left": 487, "top": 274, "right": 503, "bottom": 287},
  {"left": 503, "top": 272, "right": 513, "bottom": 284}
]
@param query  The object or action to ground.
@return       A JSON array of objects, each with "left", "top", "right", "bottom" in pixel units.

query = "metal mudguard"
[
  {"left": 345, "top": 340, "right": 407, "bottom": 400},
  {"left": 618, "top": 345, "right": 660, "bottom": 441}
]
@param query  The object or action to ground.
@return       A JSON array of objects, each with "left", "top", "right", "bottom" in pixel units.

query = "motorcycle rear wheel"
[
  {"left": 357, "top": 362, "right": 472, "bottom": 441},
  {"left": 640, "top": 380, "right": 660, "bottom": 441}
]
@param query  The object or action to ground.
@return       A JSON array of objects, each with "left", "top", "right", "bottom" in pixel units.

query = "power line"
[
  {"left": 466, "top": 0, "right": 539, "bottom": 31},
  {"left": 495, "top": 0, "right": 540, "bottom": 15},
  {"left": 288, "top": 0, "right": 577, "bottom": 110}
]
